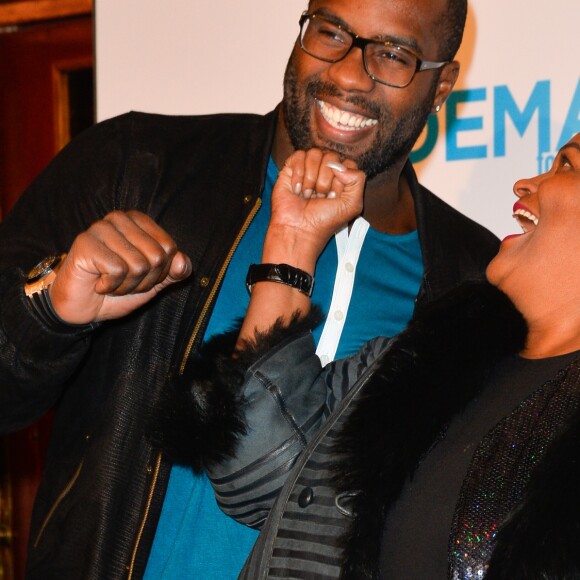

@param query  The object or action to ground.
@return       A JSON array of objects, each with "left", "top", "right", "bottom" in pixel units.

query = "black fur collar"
[
  {"left": 149, "top": 310, "right": 323, "bottom": 471},
  {"left": 332, "top": 281, "right": 528, "bottom": 578}
]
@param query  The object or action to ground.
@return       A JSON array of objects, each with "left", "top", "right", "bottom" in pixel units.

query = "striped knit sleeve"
[
  {"left": 207, "top": 333, "right": 392, "bottom": 528},
  {"left": 323, "top": 335, "right": 392, "bottom": 417},
  {"left": 206, "top": 331, "right": 325, "bottom": 527}
]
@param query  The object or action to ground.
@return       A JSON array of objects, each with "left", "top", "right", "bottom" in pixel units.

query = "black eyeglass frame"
[{"left": 298, "top": 12, "right": 449, "bottom": 89}]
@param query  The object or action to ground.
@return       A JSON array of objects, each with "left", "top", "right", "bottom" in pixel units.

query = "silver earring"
[{"left": 434, "top": 105, "right": 441, "bottom": 113}]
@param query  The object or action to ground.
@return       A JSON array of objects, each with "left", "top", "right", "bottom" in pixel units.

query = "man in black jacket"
[
  {"left": 0, "top": 0, "right": 498, "bottom": 577},
  {"left": 179, "top": 134, "right": 580, "bottom": 579}
]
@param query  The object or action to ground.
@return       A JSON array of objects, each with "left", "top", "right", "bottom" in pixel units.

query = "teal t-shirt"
[{"left": 144, "top": 157, "right": 423, "bottom": 578}]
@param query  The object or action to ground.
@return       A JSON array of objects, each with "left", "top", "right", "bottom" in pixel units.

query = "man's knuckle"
[{"left": 148, "top": 249, "right": 168, "bottom": 269}]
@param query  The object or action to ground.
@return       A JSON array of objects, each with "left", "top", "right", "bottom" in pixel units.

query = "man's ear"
[{"left": 431, "top": 61, "right": 459, "bottom": 113}]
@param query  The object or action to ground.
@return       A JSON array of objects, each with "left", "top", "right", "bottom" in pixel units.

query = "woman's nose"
[{"left": 513, "top": 175, "right": 540, "bottom": 198}]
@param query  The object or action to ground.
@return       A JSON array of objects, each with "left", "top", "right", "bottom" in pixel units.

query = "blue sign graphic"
[{"left": 412, "top": 77, "right": 580, "bottom": 173}]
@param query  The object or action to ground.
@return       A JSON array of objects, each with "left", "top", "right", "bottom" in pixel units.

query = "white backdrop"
[{"left": 95, "top": 1, "right": 580, "bottom": 238}]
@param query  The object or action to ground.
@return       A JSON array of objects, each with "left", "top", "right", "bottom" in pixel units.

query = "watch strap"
[
  {"left": 246, "top": 263, "right": 314, "bottom": 297},
  {"left": 24, "top": 253, "right": 99, "bottom": 331},
  {"left": 28, "top": 287, "right": 99, "bottom": 332}
]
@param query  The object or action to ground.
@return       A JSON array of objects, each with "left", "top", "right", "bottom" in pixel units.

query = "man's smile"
[{"left": 315, "top": 98, "right": 378, "bottom": 131}]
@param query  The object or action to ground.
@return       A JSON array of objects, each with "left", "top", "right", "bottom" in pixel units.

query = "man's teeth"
[
  {"left": 513, "top": 208, "right": 539, "bottom": 232},
  {"left": 317, "top": 99, "right": 378, "bottom": 131}
]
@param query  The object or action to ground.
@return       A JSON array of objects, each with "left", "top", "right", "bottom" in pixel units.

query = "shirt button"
[
  {"left": 298, "top": 487, "right": 314, "bottom": 508},
  {"left": 334, "top": 310, "right": 344, "bottom": 321},
  {"left": 345, "top": 262, "right": 354, "bottom": 272}
]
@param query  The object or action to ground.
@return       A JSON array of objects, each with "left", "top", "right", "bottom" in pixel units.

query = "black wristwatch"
[
  {"left": 24, "top": 253, "right": 95, "bottom": 331},
  {"left": 246, "top": 263, "right": 314, "bottom": 297}
]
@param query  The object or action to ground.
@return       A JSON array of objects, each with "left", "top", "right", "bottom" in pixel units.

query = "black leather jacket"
[{"left": 0, "top": 108, "right": 498, "bottom": 579}]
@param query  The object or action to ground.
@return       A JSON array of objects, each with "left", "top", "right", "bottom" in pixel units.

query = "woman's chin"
[{"left": 485, "top": 258, "right": 501, "bottom": 288}]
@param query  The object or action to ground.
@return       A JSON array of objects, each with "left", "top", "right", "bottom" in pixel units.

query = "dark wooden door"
[
  {"left": 0, "top": 14, "right": 94, "bottom": 217},
  {"left": 0, "top": 6, "right": 94, "bottom": 578}
]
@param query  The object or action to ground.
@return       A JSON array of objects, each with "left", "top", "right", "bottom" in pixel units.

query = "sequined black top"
[{"left": 379, "top": 351, "right": 580, "bottom": 579}]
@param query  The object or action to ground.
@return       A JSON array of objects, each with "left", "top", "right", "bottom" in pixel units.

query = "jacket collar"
[{"left": 403, "top": 161, "right": 499, "bottom": 304}]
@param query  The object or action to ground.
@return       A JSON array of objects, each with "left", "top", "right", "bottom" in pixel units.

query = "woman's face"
[{"left": 486, "top": 133, "right": 580, "bottom": 309}]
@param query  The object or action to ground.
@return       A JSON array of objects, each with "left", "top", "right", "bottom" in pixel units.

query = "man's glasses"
[{"left": 298, "top": 12, "right": 449, "bottom": 89}]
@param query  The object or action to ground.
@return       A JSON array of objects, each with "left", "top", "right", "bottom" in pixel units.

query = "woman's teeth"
[{"left": 513, "top": 208, "right": 539, "bottom": 232}]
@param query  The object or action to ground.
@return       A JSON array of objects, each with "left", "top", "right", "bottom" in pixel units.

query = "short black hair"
[
  {"left": 437, "top": 0, "right": 468, "bottom": 60},
  {"left": 306, "top": 0, "right": 468, "bottom": 61}
]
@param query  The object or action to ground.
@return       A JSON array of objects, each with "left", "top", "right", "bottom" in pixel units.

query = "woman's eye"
[
  {"left": 560, "top": 155, "right": 573, "bottom": 170},
  {"left": 554, "top": 142, "right": 580, "bottom": 173}
]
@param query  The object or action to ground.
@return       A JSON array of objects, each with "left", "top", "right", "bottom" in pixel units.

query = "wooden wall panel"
[{"left": 0, "top": 10, "right": 93, "bottom": 579}]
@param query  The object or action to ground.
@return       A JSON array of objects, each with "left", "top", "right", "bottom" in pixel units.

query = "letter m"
[{"left": 494, "top": 80, "right": 550, "bottom": 157}]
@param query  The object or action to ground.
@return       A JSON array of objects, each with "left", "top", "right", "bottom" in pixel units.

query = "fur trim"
[
  {"left": 148, "top": 308, "right": 323, "bottom": 471},
  {"left": 332, "top": 282, "right": 528, "bottom": 579},
  {"left": 235, "top": 306, "right": 323, "bottom": 366},
  {"left": 486, "top": 359, "right": 580, "bottom": 579},
  {"left": 148, "top": 328, "right": 246, "bottom": 471}
]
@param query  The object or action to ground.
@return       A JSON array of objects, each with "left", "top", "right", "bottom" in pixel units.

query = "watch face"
[{"left": 27, "top": 254, "right": 63, "bottom": 284}]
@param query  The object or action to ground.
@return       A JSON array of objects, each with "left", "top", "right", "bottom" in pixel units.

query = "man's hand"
[{"left": 49, "top": 210, "right": 192, "bottom": 324}]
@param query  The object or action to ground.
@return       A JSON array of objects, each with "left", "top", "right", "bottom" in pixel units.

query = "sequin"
[{"left": 448, "top": 363, "right": 580, "bottom": 578}]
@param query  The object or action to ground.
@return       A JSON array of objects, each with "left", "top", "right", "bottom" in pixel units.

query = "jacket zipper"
[
  {"left": 127, "top": 197, "right": 262, "bottom": 579},
  {"left": 33, "top": 459, "right": 84, "bottom": 549},
  {"left": 178, "top": 196, "right": 262, "bottom": 374},
  {"left": 126, "top": 452, "right": 162, "bottom": 579}
]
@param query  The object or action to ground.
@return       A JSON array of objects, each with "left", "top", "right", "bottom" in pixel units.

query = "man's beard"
[{"left": 282, "top": 53, "right": 436, "bottom": 180}]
